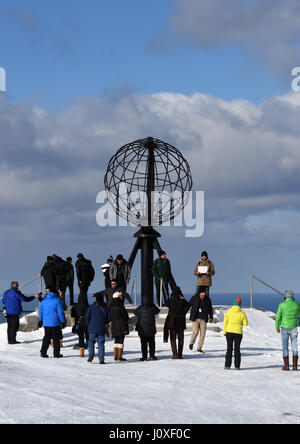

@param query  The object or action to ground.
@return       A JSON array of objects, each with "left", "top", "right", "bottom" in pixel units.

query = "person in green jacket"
[
  {"left": 275, "top": 290, "right": 300, "bottom": 371},
  {"left": 151, "top": 251, "right": 175, "bottom": 306}
]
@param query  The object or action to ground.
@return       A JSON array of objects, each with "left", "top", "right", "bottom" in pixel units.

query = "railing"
[
  {"left": 19, "top": 275, "right": 43, "bottom": 292},
  {"left": 250, "top": 275, "right": 284, "bottom": 308}
]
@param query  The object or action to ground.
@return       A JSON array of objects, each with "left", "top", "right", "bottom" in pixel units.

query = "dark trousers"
[
  {"left": 170, "top": 329, "right": 184, "bottom": 358},
  {"left": 140, "top": 336, "right": 155, "bottom": 359},
  {"left": 41, "top": 326, "right": 61, "bottom": 357},
  {"left": 78, "top": 328, "right": 89, "bottom": 348},
  {"left": 7, "top": 315, "right": 20, "bottom": 343},
  {"left": 114, "top": 336, "right": 125, "bottom": 345},
  {"left": 225, "top": 333, "right": 243, "bottom": 368},
  {"left": 66, "top": 281, "right": 74, "bottom": 305},
  {"left": 78, "top": 284, "right": 90, "bottom": 304}
]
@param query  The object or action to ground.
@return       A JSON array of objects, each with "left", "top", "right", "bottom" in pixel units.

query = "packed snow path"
[{"left": 0, "top": 308, "right": 299, "bottom": 424}]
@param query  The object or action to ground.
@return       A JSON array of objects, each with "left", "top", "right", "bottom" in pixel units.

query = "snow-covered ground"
[{"left": 0, "top": 307, "right": 299, "bottom": 424}]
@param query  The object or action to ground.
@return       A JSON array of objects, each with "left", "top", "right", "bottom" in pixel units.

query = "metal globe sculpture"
[
  {"left": 104, "top": 137, "right": 193, "bottom": 307},
  {"left": 104, "top": 137, "right": 193, "bottom": 227}
]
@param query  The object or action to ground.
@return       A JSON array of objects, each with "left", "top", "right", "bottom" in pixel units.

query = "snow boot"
[
  {"left": 87, "top": 355, "right": 94, "bottom": 363},
  {"left": 113, "top": 345, "right": 119, "bottom": 361},
  {"left": 293, "top": 355, "right": 298, "bottom": 371},
  {"left": 282, "top": 356, "right": 290, "bottom": 371},
  {"left": 80, "top": 348, "right": 85, "bottom": 358},
  {"left": 118, "top": 345, "right": 127, "bottom": 361}
]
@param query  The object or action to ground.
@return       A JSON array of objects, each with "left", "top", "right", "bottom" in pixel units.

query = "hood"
[{"left": 45, "top": 292, "right": 58, "bottom": 300}]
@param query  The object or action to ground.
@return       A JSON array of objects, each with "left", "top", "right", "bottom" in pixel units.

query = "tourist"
[
  {"left": 193, "top": 251, "right": 215, "bottom": 297},
  {"left": 39, "top": 288, "right": 66, "bottom": 358},
  {"left": 152, "top": 251, "right": 175, "bottom": 306},
  {"left": 164, "top": 286, "right": 190, "bottom": 359},
  {"left": 223, "top": 297, "right": 248, "bottom": 370},
  {"left": 101, "top": 256, "right": 114, "bottom": 289},
  {"left": 71, "top": 299, "right": 89, "bottom": 357},
  {"left": 75, "top": 253, "right": 95, "bottom": 304},
  {"left": 275, "top": 290, "right": 300, "bottom": 371},
  {"left": 134, "top": 303, "right": 160, "bottom": 361},
  {"left": 189, "top": 286, "right": 213, "bottom": 353},
  {"left": 92, "top": 279, "right": 133, "bottom": 307},
  {"left": 85, "top": 293, "right": 111, "bottom": 364},
  {"left": 2, "top": 282, "right": 39, "bottom": 344},
  {"left": 109, "top": 296, "right": 129, "bottom": 362},
  {"left": 109, "top": 254, "right": 131, "bottom": 291}
]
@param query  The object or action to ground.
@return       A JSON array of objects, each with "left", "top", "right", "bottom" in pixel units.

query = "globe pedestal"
[{"left": 128, "top": 227, "right": 165, "bottom": 307}]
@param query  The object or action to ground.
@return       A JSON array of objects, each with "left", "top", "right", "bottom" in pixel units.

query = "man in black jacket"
[
  {"left": 75, "top": 253, "right": 95, "bottom": 304},
  {"left": 40, "top": 256, "right": 57, "bottom": 290},
  {"left": 52, "top": 254, "right": 68, "bottom": 310},
  {"left": 92, "top": 280, "right": 133, "bottom": 308},
  {"left": 189, "top": 287, "right": 213, "bottom": 353}
]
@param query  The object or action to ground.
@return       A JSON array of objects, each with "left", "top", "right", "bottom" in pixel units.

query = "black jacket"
[
  {"left": 94, "top": 286, "right": 132, "bottom": 307},
  {"left": 109, "top": 299, "right": 129, "bottom": 338},
  {"left": 53, "top": 256, "right": 69, "bottom": 291},
  {"left": 189, "top": 295, "right": 213, "bottom": 323},
  {"left": 76, "top": 258, "right": 95, "bottom": 285},
  {"left": 41, "top": 257, "right": 57, "bottom": 289},
  {"left": 134, "top": 305, "right": 160, "bottom": 337}
]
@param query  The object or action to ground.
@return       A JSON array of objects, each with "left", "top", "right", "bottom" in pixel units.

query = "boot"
[
  {"left": 80, "top": 348, "right": 85, "bottom": 358},
  {"left": 113, "top": 345, "right": 119, "bottom": 361},
  {"left": 282, "top": 356, "right": 290, "bottom": 371},
  {"left": 293, "top": 355, "right": 298, "bottom": 371},
  {"left": 118, "top": 345, "right": 127, "bottom": 361}
]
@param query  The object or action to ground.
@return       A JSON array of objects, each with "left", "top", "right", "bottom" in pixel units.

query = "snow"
[{"left": 0, "top": 307, "right": 300, "bottom": 424}]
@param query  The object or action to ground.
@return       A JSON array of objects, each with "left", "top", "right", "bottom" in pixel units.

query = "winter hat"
[
  {"left": 201, "top": 251, "right": 208, "bottom": 258},
  {"left": 285, "top": 290, "right": 294, "bottom": 300},
  {"left": 233, "top": 297, "right": 242, "bottom": 306}
]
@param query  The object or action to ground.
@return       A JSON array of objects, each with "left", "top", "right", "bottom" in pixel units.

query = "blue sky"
[
  {"left": 0, "top": 0, "right": 289, "bottom": 109},
  {"left": 1, "top": 0, "right": 300, "bottom": 297}
]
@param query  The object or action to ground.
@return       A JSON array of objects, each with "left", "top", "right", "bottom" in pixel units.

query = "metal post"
[
  {"left": 250, "top": 275, "right": 253, "bottom": 308},
  {"left": 159, "top": 277, "right": 163, "bottom": 309}
]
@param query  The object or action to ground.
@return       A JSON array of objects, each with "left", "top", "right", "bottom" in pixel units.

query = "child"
[
  {"left": 134, "top": 304, "right": 160, "bottom": 361},
  {"left": 85, "top": 294, "right": 111, "bottom": 364}
]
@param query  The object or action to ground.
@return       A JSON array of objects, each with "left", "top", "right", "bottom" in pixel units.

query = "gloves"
[
  {"left": 60, "top": 322, "right": 66, "bottom": 329},
  {"left": 2, "top": 307, "right": 7, "bottom": 318},
  {"left": 38, "top": 320, "right": 43, "bottom": 328}
]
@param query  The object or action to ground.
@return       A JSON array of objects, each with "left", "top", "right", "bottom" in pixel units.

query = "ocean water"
[{"left": 0, "top": 292, "right": 291, "bottom": 325}]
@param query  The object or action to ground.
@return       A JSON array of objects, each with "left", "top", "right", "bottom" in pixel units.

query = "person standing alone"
[
  {"left": 223, "top": 297, "right": 248, "bottom": 370},
  {"left": 276, "top": 290, "right": 300, "bottom": 371},
  {"left": 194, "top": 251, "right": 215, "bottom": 298}
]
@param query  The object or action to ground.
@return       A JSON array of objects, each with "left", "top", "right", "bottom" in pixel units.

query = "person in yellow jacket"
[{"left": 223, "top": 297, "right": 248, "bottom": 369}]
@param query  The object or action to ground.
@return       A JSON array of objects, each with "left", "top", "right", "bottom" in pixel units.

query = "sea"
[{"left": 0, "top": 292, "right": 292, "bottom": 325}]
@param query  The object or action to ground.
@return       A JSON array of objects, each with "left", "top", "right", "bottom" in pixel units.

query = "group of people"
[{"left": 1, "top": 249, "right": 300, "bottom": 370}]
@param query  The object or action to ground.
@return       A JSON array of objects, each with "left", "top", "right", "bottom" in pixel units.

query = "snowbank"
[{"left": 0, "top": 308, "right": 299, "bottom": 424}]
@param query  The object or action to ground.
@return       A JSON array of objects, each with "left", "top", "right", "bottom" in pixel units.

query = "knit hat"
[
  {"left": 233, "top": 297, "right": 242, "bottom": 306},
  {"left": 285, "top": 290, "right": 294, "bottom": 300},
  {"left": 201, "top": 251, "right": 208, "bottom": 258}
]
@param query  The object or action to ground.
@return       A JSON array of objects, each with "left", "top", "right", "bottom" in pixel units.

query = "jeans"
[
  {"left": 88, "top": 333, "right": 105, "bottom": 361},
  {"left": 281, "top": 328, "right": 298, "bottom": 357}
]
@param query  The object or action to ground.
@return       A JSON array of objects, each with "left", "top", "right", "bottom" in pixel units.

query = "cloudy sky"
[{"left": 1, "top": 0, "right": 300, "bottom": 297}]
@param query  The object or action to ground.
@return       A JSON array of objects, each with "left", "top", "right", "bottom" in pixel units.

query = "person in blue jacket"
[
  {"left": 2, "top": 281, "right": 38, "bottom": 344},
  {"left": 39, "top": 288, "right": 66, "bottom": 358},
  {"left": 85, "top": 293, "right": 111, "bottom": 364}
]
